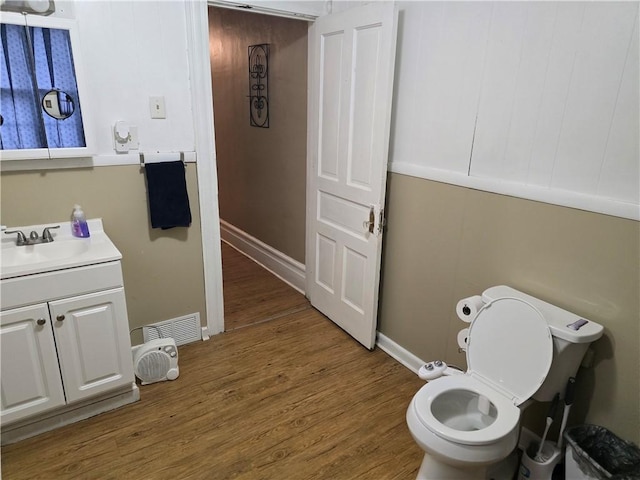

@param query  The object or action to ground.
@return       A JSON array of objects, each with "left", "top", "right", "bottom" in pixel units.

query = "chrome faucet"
[
  {"left": 4, "top": 229, "right": 27, "bottom": 245},
  {"left": 4, "top": 225, "right": 60, "bottom": 246},
  {"left": 41, "top": 226, "right": 60, "bottom": 243}
]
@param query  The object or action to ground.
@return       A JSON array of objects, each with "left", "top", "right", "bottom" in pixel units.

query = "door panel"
[
  {"left": 342, "top": 247, "right": 367, "bottom": 313},
  {"left": 316, "top": 233, "right": 337, "bottom": 292},
  {"left": 319, "top": 32, "right": 344, "bottom": 181},
  {"left": 318, "top": 190, "right": 370, "bottom": 239},
  {"left": 306, "top": 2, "right": 397, "bottom": 349},
  {"left": 349, "top": 24, "right": 384, "bottom": 190}
]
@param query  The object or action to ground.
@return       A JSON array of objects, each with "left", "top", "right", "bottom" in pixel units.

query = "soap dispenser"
[{"left": 71, "top": 204, "right": 90, "bottom": 238}]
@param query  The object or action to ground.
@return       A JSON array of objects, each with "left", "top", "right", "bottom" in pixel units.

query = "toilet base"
[
  {"left": 415, "top": 451, "right": 518, "bottom": 480},
  {"left": 416, "top": 453, "right": 486, "bottom": 480}
]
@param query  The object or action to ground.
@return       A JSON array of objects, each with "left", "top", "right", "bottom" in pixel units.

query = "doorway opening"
[{"left": 207, "top": 6, "right": 310, "bottom": 331}]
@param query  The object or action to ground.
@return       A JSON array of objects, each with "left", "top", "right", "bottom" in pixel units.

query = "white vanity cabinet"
[
  {"left": 1, "top": 275, "right": 135, "bottom": 427},
  {"left": 0, "top": 220, "right": 138, "bottom": 443}
]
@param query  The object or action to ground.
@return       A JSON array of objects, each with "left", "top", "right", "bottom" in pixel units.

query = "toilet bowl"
[
  {"left": 406, "top": 286, "right": 604, "bottom": 480},
  {"left": 407, "top": 376, "right": 520, "bottom": 466}
]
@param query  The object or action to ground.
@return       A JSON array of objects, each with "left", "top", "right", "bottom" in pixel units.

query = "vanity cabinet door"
[
  {"left": 0, "top": 304, "right": 66, "bottom": 425},
  {"left": 49, "top": 288, "right": 134, "bottom": 404}
]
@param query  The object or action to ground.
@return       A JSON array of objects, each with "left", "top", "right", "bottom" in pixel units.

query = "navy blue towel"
[{"left": 144, "top": 161, "right": 192, "bottom": 229}]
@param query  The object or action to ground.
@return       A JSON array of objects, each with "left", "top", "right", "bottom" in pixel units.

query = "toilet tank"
[{"left": 482, "top": 286, "right": 604, "bottom": 401}]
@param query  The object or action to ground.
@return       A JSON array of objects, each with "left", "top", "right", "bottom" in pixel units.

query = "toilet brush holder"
[{"left": 518, "top": 441, "right": 563, "bottom": 480}]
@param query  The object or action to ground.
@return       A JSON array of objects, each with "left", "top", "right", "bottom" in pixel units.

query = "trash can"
[{"left": 564, "top": 424, "right": 640, "bottom": 479}]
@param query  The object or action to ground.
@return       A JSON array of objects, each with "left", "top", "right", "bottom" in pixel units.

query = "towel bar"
[{"left": 139, "top": 152, "right": 185, "bottom": 166}]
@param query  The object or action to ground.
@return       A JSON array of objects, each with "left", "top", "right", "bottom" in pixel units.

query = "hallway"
[{"left": 221, "top": 242, "right": 310, "bottom": 331}]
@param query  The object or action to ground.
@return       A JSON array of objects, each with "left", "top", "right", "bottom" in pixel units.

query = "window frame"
[{"left": 0, "top": 12, "right": 95, "bottom": 161}]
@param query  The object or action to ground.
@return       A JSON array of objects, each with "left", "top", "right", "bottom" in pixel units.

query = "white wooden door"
[
  {"left": 49, "top": 288, "right": 134, "bottom": 403},
  {"left": 306, "top": 3, "right": 398, "bottom": 349},
  {"left": 0, "top": 304, "right": 66, "bottom": 424}
]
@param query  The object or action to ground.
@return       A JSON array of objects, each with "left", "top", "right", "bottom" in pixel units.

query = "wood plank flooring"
[
  {"left": 1, "top": 310, "right": 425, "bottom": 479},
  {"left": 222, "top": 242, "right": 310, "bottom": 331},
  {"left": 2, "top": 244, "right": 424, "bottom": 477}
]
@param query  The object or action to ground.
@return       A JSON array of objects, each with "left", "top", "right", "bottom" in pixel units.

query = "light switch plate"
[{"left": 149, "top": 96, "right": 166, "bottom": 119}]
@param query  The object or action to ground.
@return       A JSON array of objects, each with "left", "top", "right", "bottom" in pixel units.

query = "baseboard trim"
[
  {"left": 201, "top": 326, "right": 210, "bottom": 341},
  {"left": 220, "top": 220, "right": 306, "bottom": 294},
  {"left": 376, "top": 332, "right": 425, "bottom": 375}
]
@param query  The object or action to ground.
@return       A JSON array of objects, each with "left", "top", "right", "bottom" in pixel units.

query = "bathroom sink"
[
  {"left": 2, "top": 240, "right": 90, "bottom": 267},
  {"left": 1, "top": 219, "right": 122, "bottom": 279}
]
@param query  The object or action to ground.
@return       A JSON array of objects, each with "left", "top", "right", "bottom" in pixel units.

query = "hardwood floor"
[
  {"left": 222, "top": 242, "right": 310, "bottom": 331},
  {"left": 1, "top": 310, "right": 425, "bottom": 479},
  {"left": 3, "top": 246, "right": 423, "bottom": 477}
]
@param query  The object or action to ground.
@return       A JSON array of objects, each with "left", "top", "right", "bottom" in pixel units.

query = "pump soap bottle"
[{"left": 71, "top": 204, "right": 90, "bottom": 238}]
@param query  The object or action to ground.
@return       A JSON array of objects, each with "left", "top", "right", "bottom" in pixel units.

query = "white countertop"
[{"left": 1, "top": 219, "right": 122, "bottom": 280}]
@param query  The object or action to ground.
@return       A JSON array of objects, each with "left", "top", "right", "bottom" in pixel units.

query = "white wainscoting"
[
  {"left": 390, "top": 1, "right": 639, "bottom": 221},
  {"left": 219, "top": 220, "right": 306, "bottom": 294}
]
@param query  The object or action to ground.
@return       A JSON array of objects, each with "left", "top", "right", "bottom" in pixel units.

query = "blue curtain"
[
  {"left": 0, "top": 23, "right": 86, "bottom": 151},
  {"left": 0, "top": 23, "right": 46, "bottom": 150}
]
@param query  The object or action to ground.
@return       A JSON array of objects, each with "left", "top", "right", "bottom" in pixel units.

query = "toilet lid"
[{"left": 467, "top": 297, "right": 552, "bottom": 406}]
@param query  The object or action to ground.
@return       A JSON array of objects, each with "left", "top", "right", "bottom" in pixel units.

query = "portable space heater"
[{"left": 131, "top": 338, "right": 179, "bottom": 385}]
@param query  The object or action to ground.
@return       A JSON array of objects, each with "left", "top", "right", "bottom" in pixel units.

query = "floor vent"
[{"left": 142, "top": 313, "right": 201, "bottom": 346}]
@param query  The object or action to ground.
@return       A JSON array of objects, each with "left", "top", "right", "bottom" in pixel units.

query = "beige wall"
[
  {"left": 209, "top": 7, "right": 308, "bottom": 263},
  {"left": 379, "top": 173, "right": 640, "bottom": 443},
  {"left": 0, "top": 166, "right": 207, "bottom": 344}
]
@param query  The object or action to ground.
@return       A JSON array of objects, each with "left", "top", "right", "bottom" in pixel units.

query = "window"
[{"left": 0, "top": 13, "right": 92, "bottom": 160}]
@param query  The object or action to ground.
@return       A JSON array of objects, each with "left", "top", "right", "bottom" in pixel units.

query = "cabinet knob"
[
  {"left": 56, "top": 315, "right": 65, "bottom": 322},
  {"left": 36, "top": 318, "right": 46, "bottom": 326}
]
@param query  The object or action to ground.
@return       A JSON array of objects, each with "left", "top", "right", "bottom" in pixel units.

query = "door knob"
[
  {"left": 56, "top": 314, "right": 65, "bottom": 322},
  {"left": 37, "top": 318, "right": 46, "bottom": 326},
  {"left": 362, "top": 206, "right": 375, "bottom": 234}
]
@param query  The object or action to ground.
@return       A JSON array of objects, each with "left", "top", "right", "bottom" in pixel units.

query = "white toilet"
[{"left": 406, "top": 286, "right": 604, "bottom": 480}]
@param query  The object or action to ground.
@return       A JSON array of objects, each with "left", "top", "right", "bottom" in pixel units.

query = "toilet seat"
[
  {"left": 412, "top": 297, "right": 553, "bottom": 446},
  {"left": 412, "top": 375, "right": 520, "bottom": 446},
  {"left": 467, "top": 297, "right": 553, "bottom": 405}
]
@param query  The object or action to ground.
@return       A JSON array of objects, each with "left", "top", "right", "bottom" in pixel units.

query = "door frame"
[
  {"left": 186, "top": 0, "right": 225, "bottom": 336},
  {"left": 188, "top": 1, "right": 365, "bottom": 336}
]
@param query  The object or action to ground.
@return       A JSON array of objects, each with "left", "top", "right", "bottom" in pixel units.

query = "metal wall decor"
[{"left": 248, "top": 43, "right": 269, "bottom": 128}]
